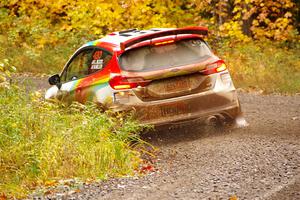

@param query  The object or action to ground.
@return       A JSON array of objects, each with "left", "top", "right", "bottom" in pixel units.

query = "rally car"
[{"left": 46, "top": 26, "right": 244, "bottom": 126}]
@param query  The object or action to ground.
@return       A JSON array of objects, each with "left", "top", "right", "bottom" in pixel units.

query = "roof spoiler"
[{"left": 120, "top": 26, "right": 208, "bottom": 51}]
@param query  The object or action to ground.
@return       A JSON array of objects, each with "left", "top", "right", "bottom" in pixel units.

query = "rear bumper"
[{"left": 110, "top": 89, "right": 241, "bottom": 126}]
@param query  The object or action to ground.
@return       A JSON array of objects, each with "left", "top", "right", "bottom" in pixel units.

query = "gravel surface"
[
  {"left": 24, "top": 77, "right": 300, "bottom": 200},
  {"left": 60, "top": 92, "right": 299, "bottom": 200}
]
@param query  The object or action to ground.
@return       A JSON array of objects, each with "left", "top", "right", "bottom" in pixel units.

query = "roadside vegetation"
[
  {"left": 0, "top": 0, "right": 299, "bottom": 198},
  {"left": 217, "top": 41, "right": 300, "bottom": 94},
  {"left": 0, "top": 61, "right": 148, "bottom": 198}
]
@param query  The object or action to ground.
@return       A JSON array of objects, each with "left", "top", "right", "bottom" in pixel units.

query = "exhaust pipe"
[{"left": 205, "top": 115, "right": 219, "bottom": 126}]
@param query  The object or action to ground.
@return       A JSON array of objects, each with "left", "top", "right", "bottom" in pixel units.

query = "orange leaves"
[
  {"left": 250, "top": 0, "right": 296, "bottom": 40},
  {"left": 229, "top": 195, "right": 238, "bottom": 200},
  {"left": 0, "top": 0, "right": 299, "bottom": 48},
  {"left": 215, "top": 0, "right": 298, "bottom": 41},
  {"left": 140, "top": 164, "right": 155, "bottom": 173},
  {"left": 44, "top": 180, "right": 58, "bottom": 187},
  {"left": 0, "top": 193, "right": 7, "bottom": 200}
]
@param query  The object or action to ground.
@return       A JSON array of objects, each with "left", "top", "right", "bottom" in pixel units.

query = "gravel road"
[
  {"left": 22, "top": 77, "right": 300, "bottom": 200},
  {"left": 69, "top": 92, "right": 300, "bottom": 200}
]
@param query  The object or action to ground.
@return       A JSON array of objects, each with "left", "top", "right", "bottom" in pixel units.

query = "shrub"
[
  {"left": 217, "top": 41, "right": 300, "bottom": 94},
  {"left": 0, "top": 59, "right": 16, "bottom": 88},
  {"left": 0, "top": 86, "right": 146, "bottom": 198}
]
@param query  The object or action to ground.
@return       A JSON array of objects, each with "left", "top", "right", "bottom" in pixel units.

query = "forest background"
[
  {"left": 0, "top": 0, "right": 300, "bottom": 197},
  {"left": 0, "top": 0, "right": 300, "bottom": 93}
]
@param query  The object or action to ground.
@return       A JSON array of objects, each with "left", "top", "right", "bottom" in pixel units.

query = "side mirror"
[{"left": 48, "top": 74, "right": 61, "bottom": 89}]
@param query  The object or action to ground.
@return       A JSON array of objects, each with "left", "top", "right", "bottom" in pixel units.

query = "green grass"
[
  {"left": 0, "top": 33, "right": 92, "bottom": 75},
  {"left": 0, "top": 85, "right": 147, "bottom": 198},
  {"left": 217, "top": 41, "right": 300, "bottom": 94}
]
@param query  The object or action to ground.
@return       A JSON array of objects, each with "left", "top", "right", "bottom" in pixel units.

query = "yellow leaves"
[
  {"left": 1, "top": 0, "right": 299, "bottom": 46},
  {"left": 284, "top": 12, "right": 292, "bottom": 18},
  {"left": 233, "top": 6, "right": 241, "bottom": 14},
  {"left": 61, "top": 24, "right": 73, "bottom": 31},
  {"left": 225, "top": 0, "right": 298, "bottom": 41},
  {"left": 30, "top": 91, "right": 43, "bottom": 103},
  {"left": 251, "top": 14, "right": 294, "bottom": 41},
  {"left": 252, "top": 19, "right": 259, "bottom": 26},
  {"left": 2, "top": 0, "right": 205, "bottom": 42},
  {"left": 219, "top": 21, "right": 250, "bottom": 42},
  {"left": 0, "top": 59, "right": 16, "bottom": 89},
  {"left": 44, "top": 180, "right": 58, "bottom": 187}
]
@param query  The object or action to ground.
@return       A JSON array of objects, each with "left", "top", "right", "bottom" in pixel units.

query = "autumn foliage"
[
  {"left": 0, "top": 0, "right": 299, "bottom": 91},
  {"left": 0, "top": 0, "right": 299, "bottom": 48}
]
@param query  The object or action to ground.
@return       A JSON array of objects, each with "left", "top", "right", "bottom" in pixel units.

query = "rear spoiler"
[{"left": 120, "top": 26, "right": 208, "bottom": 51}]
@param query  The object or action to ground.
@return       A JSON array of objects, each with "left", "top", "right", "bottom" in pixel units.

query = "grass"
[
  {"left": 0, "top": 33, "right": 92, "bottom": 75},
  {"left": 217, "top": 40, "right": 300, "bottom": 94},
  {"left": 0, "top": 85, "right": 147, "bottom": 198}
]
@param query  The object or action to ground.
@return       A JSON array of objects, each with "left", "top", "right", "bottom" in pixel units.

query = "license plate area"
[
  {"left": 133, "top": 73, "right": 212, "bottom": 101},
  {"left": 163, "top": 78, "right": 190, "bottom": 93},
  {"left": 147, "top": 75, "right": 197, "bottom": 98}
]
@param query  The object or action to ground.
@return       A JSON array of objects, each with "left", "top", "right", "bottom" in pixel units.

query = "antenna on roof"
[{"left": 119, "top": 28, "right": 138, "bottom": 34}]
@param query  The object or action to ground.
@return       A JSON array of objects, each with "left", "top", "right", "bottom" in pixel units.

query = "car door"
[{"left": 58, "top": 47, "right": 112, "bottom": 103}]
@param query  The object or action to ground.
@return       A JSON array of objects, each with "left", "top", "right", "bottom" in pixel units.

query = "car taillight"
[
  {"left": 109, "top": 75, "right": 150, "bottom": 90},
  {"left": 154, "top": 40, "right": 175, "bottom": 46},
  {"left": 201, "top": 60, "right": 227, "bottom": 75}
]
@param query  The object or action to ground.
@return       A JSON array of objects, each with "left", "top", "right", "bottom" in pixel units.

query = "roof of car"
[
  {"left": 82, "top": 27, "right": 208, "bottom": 52},
  {"left": 83, "top": 28, "right": 172, "bottom": 50},
  {"left": 104, "top": 28, "right": 173, "bottom": 44}
]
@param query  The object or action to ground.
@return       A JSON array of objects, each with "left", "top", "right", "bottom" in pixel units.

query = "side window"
[{"left": 61, "top": 48, "right": 112, "bottom": 82}]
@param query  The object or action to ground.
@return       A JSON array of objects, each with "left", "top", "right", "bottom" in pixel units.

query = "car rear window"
[{"left": 119, "top": 39, "right": 213, "bottom": 72}]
